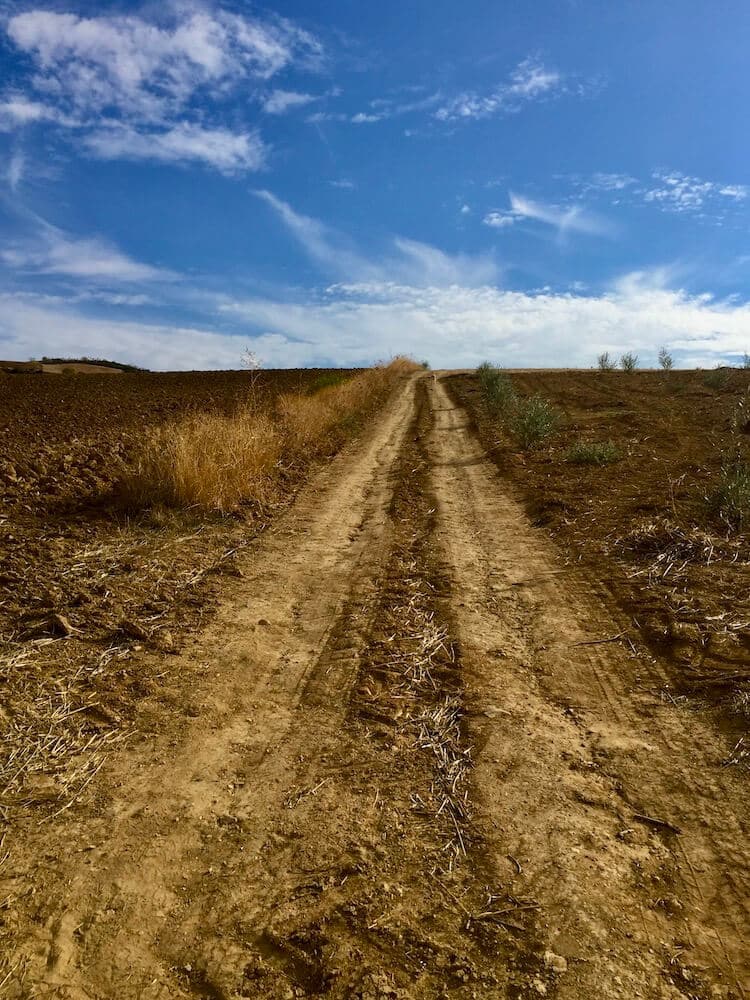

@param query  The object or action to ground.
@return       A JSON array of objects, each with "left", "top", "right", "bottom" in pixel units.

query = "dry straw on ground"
[{"left": 121, "top": 359, "right": 418, "bottom": 513}]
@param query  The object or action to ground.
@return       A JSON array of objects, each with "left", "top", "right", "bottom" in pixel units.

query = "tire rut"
[
  {"left": 3, "top": 373, "right": 749, "bottom": 1000},
  {"left": 2, "top": 378, "right": 417, "bottom": 998},
  {"left": 429, "top": 375, "right": 749, "bottom": 999}
]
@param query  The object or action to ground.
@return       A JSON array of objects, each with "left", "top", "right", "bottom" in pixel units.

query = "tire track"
[
  {"left": 428, "top": 375, "right": 749, "bottom": 998},
  {"left": 2, "top": 377, "right": 419, "bottom": 998}
]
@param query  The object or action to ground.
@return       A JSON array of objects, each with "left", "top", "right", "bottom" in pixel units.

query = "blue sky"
[{"left": 1, "top": 0, "right": 750, "bottom": 369}]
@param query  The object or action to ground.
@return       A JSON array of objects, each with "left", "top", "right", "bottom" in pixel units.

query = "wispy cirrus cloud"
[
  {"left": 484, "top": 192, "right": 612, "bottom": 238},
  {"left": 0, "top": 94, "right": 74, "bottom": 130},
  {"left": 255, "top": 189, "right": 500, "bottom": 285},
  {"left": 5, "top": 150, "right": 25, "bottom": 191},
  {"left": 573, "top": 172, "right": 637, "bottom": 195},
  {"left": 0, "top": 212, "right": 174, "bottom": 282},
  {"left": 262, "top": 89, "right": 317, "bottom": 115},
  {"left": 84, "top": 123, "right": 267, "bottom": 174},
  {"left": 435, "top": 57, "right": 564, "bottom": 122}
]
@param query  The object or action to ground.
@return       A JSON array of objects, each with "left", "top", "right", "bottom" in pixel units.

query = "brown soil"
[
  {"left": 0, "top": 374, "right": 748, "bottom": 998},
  {"left": 448, "top": 370, "right": 750, "bottom": 706},
  {"left": 0, "top": 369, "right": 365, "bottom": 840}
]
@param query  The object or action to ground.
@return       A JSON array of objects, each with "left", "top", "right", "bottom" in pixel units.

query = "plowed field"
[{"left": 0, "top": 371, "right": 748, "bottom": 999}]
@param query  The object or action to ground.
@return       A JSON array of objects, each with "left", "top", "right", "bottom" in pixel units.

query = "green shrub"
[
  {"left": 566, "top": 440, "right": 620, "bottom": 465},
  {"left": 703, "top": 367, "right": 730, "bottom": 390},
  {"left": 620, "top": 352, "right": 638, "bottom": 372},
  {"left": 743, "top": 353, "right": 750, "bottom": 370},
  {"left": 597, "top": 351, "right": 617, "bottom": 372},
  {"left": 485, "top": 373, "right": 516, "bottom": 413},
  {"left": 708, "top": 462, "right": 750, "bottom": 528},
  {"left": 477, "top": 363, "right": 516, "bottom": 413},
  {"left": 477, "top": 361, "right": 497, "bottom": 388},
  {"left": 508, "top": 395, "right": 560, "bottom": 450}
]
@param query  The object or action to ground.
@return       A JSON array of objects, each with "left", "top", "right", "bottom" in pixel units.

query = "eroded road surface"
[{"left": 3, "top": 375, "right": 749, "bottom": 999}]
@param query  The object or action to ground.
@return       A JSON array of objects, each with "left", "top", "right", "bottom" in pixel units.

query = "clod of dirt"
[{"left": 543, "top": 950, "right": 568, "bottom": 974}]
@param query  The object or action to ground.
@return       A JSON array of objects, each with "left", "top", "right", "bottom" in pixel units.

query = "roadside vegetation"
[
  {"left": 121, "top": 359, "right": 418, "bottom": 512},
  {"left": 456, "top": 363, "right": 750, "bottom": 719},
  {"left": 476, "top": 363, "right": 560, "bottom": 450},
  {"left": 709, "top": 461, "right": 750, "bottom": 528},
  {"left": 566, "top": 440, "right": 620, "bottom": 465}
]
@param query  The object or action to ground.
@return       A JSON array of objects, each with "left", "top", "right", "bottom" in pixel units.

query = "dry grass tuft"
[
  {"left": 122, "top": 409, "right": 283, "bottom": 514},
  {"left": 121, "top": 358, "right": 418, "bottom": 513}
]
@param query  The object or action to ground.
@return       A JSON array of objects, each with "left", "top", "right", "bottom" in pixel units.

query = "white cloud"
[
  {"left": 484, "top": 211, "right": 516, "bottom": 228},
  {"left": 6, "top": 8, "right": 322, "bottom": 121},
  {"left": 6, "top": 150, "right": 25, "bottom": 191},
  {"left": 483, "top": 192, "right": 612, "bottom": 237},
  {"left": 4, "top": 269, "right": 750, "bottom": 370},
  {"left": 344, "top": 92, "right": 442, "bottom": 126},
  {"left": 330, "top": 178, "right": 356, "bottom": 189},
  {"left": 0, "top": 94, "right": 71, "bottom": 129},
  {"left": 255, "top": 190, "right": 500, "bottom": 285},
  {"left": 351, "top": 111, "right": 384, "bottom": 124},
  {"left": 263, "top": 89, "right": 316, "bottom": 114},
  {"left": 577, "top": 172, "right": 637, "bottom": 193},
  {"left": 644, "top": 171, "right": 748, "bottom": 214},
  {"left": 218, "top": 275, "right": 750, "bottom": 369},
  {"left": 254, "top": 188, "right": 371, "bottom": 277},
  {"left": 510, "top": 192, "right": 611, "bottom": 236},
  {"left": 1, "top": 6, "right": 322, "bottom": 173},
  {"left": 84, "top": 123, "right": 266, "bottom": 173},
  {"left": 436, "top": 57, "right": 562, "bottom": 122},
  {"left": 1, "top": 221, "right": 173, "bottom": 282},
  {"left": 0, "top": 293, "right": 257, "bottom": 369}
]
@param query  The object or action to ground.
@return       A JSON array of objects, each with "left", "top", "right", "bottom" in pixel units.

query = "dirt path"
[{"left": 2, "top": 376, "right": 748, "bottom": 999}]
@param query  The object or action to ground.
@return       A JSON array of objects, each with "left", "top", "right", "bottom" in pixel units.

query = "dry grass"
[
  {"left": 121, "top": 359, "right": 418, "bottom": 513},
  {"left": 122, "top": 409, "right": 283, "bottom": 513}
]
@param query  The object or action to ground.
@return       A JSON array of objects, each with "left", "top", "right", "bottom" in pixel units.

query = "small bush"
[
  {"left": 477, "top": 363, "right": 516, "bottom": 413},
  {"left": 708, "top": 462, "right": 750, "bottom": 528},
  {"left": 658, "top": 347, "right": 674, "bottom": 370},
  {"left": 743, "top": 353, "right": 750, "bottom": 370},
  {"left": 485, "top": 374, "right": 516, "bottom": 413},
  {"left": 477, "top": 361, "right": 497, "bottom": 388},
  {"left": 597, "top": 352, "right": 617, "bottom": 372},
  {"left": 566, "top": 440, "right": 620, "bottom": 465},
  {"left": 703, "top": 367, "right": 730, "bottom": 390},
  {"left": 620, "top": 352, "right": 638, "bottom": 372},
  {"left": 508, "top": 395, "right": 560, "bottom": 450}
]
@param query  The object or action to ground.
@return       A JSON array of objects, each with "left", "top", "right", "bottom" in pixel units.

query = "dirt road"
[{"left": 2, "top": 375, "right": 748, "bottom": 999}]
